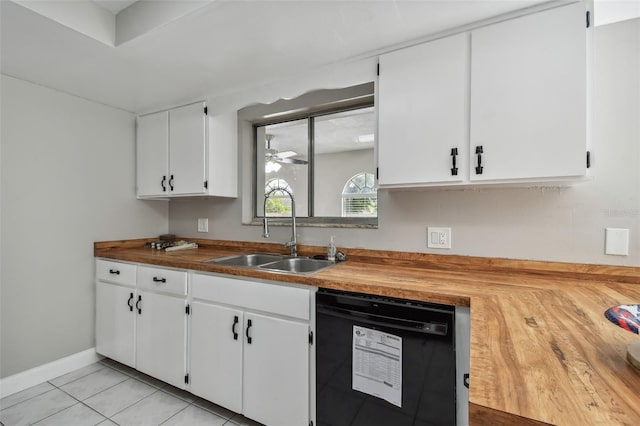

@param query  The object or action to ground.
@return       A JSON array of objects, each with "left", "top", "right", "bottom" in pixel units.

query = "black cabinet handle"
[
  {"left": 450, "top": 147, "right": 459, "bottom": 176},
  {"left": 475, "top": 146, "right": 484, "bottom": 175},
  {"left": 136, "top": 295, "right": 142, "bottom": 314},
  {"left": 109, "top": 269, "right": 120, "bottom": 275},
  {"left": 152, "top": 277, "right": 166, "bottom": 283},
  {"left": 464, "top": 373, "right": 470, "bottom": 389},
  {"left": 246, "top": 319, "right": 252, "bottom": 344},
  {"left": 127, "top": 292, "right": 134, "bottom": 312},
  {"left": 161, "top": 175, "right": 166, "bottom": 192},
  {"left": 169, "top": 175, "right": 174, "bottom": 191},
  {"left": 232, "top": 315, "right": 239, "bottom": 340}
]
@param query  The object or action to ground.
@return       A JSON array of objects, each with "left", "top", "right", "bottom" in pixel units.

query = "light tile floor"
[{"left": 0, "top": 359, "right": 263, "bottom": 426}]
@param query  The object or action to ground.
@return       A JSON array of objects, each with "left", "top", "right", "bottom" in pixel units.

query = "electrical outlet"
[
  {"left": 197, "top": 218, "right": 209, "bottom": 233},
  {"left": 427, "top": 227, "right": 451, "bottom": 249}
]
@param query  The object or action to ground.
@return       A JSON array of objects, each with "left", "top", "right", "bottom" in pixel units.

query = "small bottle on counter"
[{"left": 327, "top": 236, "right": 336, "bottom": 262}]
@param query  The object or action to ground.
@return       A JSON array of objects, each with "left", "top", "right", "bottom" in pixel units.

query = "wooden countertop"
[{"left": 95, "top": 238, "right": 640, "bottom": 425}]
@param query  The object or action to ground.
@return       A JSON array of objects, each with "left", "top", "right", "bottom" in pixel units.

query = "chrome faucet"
[{"left": 263, "top": 187, "right": 297, "bottom": 257}]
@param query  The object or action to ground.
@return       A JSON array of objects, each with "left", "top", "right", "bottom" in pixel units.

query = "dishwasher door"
[{"left": 316, "top": 289, "right": 456, "bottom": 426}]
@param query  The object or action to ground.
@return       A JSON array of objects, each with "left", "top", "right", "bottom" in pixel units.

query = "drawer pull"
[
  {"left": 475, "top": 145, "right": 484, "bottom": 175},
  {"left": 153, "top": 277, "right": 166, "bottom": 283},
  {"left": 232, "top": 315, "right": 239, "bottom": 340},
  {"left": 127, "top": 293, "right": 134, "bottom": 312},
  {"left": 450, "top": 147, "right": 458, "bottom": 176},
  {"left": 136, "top": 295, "right": 142, "bottom": 314},
  {"left": 246, "top": 319, "right": 252, "bottom": 344},
  {"left": 109, "top": 269, "right": 120, "bottom": 275}
]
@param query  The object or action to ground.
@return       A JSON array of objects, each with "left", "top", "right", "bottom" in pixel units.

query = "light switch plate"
[
  {"left": 605, "top": 228, "right": 629, "bottom": 256},
  {"left": 427, "top": 227, "right": 451, "bottom": 249},
  {"left": 197, "top": 218, "right": 209, "bottom": 233}
]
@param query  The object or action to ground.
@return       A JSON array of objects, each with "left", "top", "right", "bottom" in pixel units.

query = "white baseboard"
[{"left": 0, "top": 348, "right": 103, "bottom": 399}]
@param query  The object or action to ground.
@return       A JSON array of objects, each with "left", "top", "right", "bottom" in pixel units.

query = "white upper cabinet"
[
  {"left": 136, "top": 102, "right": 237, "bottom": 198},
  {"left": 378, "top": 2, "right": 590, "bottom": 188},
  {"left": 470, "top": 2, "right": 589, "bottom": 182},
  {"left": 168, "top": 102, "right": 207, "bottom": 195},
  {"left": 378, "top": 33, "right": 469, "bottom": 186},
  {"left": 136, "top": 111, "right": 169, "bottom": 197}
]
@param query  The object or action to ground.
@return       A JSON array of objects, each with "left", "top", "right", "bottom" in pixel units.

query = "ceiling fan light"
[{"left": 265, "top": 161, "right": 282, "bottom": 173}]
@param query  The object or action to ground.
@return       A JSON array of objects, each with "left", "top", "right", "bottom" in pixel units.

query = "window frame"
[{"left": 252, "top": 97, "right": 377, "bottom": 227}]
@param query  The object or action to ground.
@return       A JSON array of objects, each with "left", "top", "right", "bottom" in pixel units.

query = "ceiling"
[
  {"left": 93, "top": 0, "right": 138, "bottom": 14},
  {"left": 7, "top": 0, "right": 631, "bottom": 115}
]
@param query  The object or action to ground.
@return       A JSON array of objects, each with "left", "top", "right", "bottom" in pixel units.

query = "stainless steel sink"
[
  {"left": 203, "top": 253, "right": 284, "bottom": 267},
  {"left": 203, "top": 253, "right": 340, "bottom": 275},
  {"left": 259, "top": 257, "right": 336, "bottom": 275}
]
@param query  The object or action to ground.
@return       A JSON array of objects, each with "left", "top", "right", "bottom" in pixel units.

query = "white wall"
[
  {"left": 169, "top": 19, "right": 639, "bottom": 267},
  {"left": 0, "top": 76, "right": 169, "bottom": 378}
]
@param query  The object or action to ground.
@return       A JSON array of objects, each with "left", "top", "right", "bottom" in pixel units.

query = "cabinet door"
[
  {"left": 378, "top": 33, "right": 468, "bottom": 186},
  {"left": 470, "top": 2, "right": 588, "bottom": 181},
  {"left": 243, "top": 313, "right": 309, "bottom": 426},
  {"left": 190, "top": 302, "right": 243, "bottom": 413},
  {"left": 135, "top": 291, "right": 186, "bottom": 389},
  {"left": 96, "top": 282, "right": 135, "bottom": 367},
  {"left": 169, "top": 102, "right": 207, "bottom": 195},
  {"left": 137, "top": 111, "right": 169, "bottom": 197}
]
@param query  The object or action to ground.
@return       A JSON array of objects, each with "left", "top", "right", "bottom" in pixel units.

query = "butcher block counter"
[{"left": 95, "top": 238, "right": 640, "bottom": 426}]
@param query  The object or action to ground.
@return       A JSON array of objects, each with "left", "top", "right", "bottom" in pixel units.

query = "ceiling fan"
[{"left": 265, "top": 134, "right": 308, "bottom": 166}]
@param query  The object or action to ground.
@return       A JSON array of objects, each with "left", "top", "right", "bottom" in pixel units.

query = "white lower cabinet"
[
  {"left": 135, "top": 290, "right": 187, "bottom": 389},
  {"left": 190, "top": 273, "right": 313, "bottom": 426},
  {"left": 95, "top": 260, "right": 137, "bottom": 367},
  {"left": 96, "top": 281, "right": 136, "bottom": 367},
  {"left": 96, "top": 260, "right": 314, "bottom": 425},
  {"left": 135, "top": 265, "right": 188, "bottom": 389},
  {"left": 190, "top": 302, "right": 244, "bottom": 412},
  {"left": 242, "top": 312, "right": 310, "bottom": 426}
]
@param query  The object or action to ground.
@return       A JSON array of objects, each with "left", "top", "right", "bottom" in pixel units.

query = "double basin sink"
[{"left": 203, "top": 253, "right": 338, "bottom": 275}]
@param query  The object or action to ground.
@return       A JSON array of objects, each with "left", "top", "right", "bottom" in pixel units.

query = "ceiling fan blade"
[
  {"left": 275, "top": 151, "right": 297, "bottom": 158},
  {"left": 278, "top": 157, "right": 309, "bottom": 165}
]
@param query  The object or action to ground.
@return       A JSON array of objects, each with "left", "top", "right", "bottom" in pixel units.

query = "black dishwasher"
[{"left": 316, "top": 289, "right": 456, "bottom": 426}]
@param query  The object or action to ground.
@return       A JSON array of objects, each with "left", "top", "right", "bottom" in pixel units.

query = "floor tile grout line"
[
  {"left": 0, "top": 387, "right": 73, "bottom": 424},
  {"left": 0, "top": 385, "right": 54, "bottom": 412},
  {"left": 47, "top": 363, "right": 109, "bottom": 389},
  {"left": 101, "top": 388, "right": 161, "bottom": 422},
  {"left": 23, "top": 393, "right": 80, "bottom": 426},
  {"left": 54, "top": 372, "right": 130, "bottom": 406},
  {"left": 156, "top": 402, "right": 191, "bottom": 426}
]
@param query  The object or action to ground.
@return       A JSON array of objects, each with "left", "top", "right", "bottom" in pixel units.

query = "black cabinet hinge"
[
  {"left": 204, "top": 106, "right": 208, "bottom": 115},
  {"left": 185, "top": 374, "right": 189, "bottom": 384},
  {"left": 586, "top": 11, "right": 591, "bottom": 28},
  {"left": 586, "top": 151, "right": 591, "bottom": 169},
  {"left": 309, "top": 331, "right": 314, "bottom": 345},
  {"left": 204, "top": 180, "right": 208, "bottom": 189},
  {"left": 185, "top": 304, "right": 190, "bottom": 315},
  {"left": 376, "top": 63, "right": 380, "bottom": 76}
]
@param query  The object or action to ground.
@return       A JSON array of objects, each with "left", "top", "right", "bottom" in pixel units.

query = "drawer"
[
  {"left": 192, "top": 273, "right": 310, "bottom": 321},
  {"left": 96, "top": 259, "right": 136, "bottom": 286},
  {"left": 138, "top": 265, "right": 187, "bottom": 296}
]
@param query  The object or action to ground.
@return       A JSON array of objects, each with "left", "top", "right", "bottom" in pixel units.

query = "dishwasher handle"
[{"left": 317, "top": 305, "right": 449, "bottom": 336}]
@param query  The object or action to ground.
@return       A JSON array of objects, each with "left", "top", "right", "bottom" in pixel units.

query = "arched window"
[
  {"left": 265, "top": 178, "right": 293, "bottom": 217},
  {"left": 342, "top": 172, "right": 377, "bottom": 217}
]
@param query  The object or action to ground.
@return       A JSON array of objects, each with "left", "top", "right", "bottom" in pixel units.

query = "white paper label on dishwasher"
[{"left": 352, "top": 325, "right": 402, "bottom": 407}]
